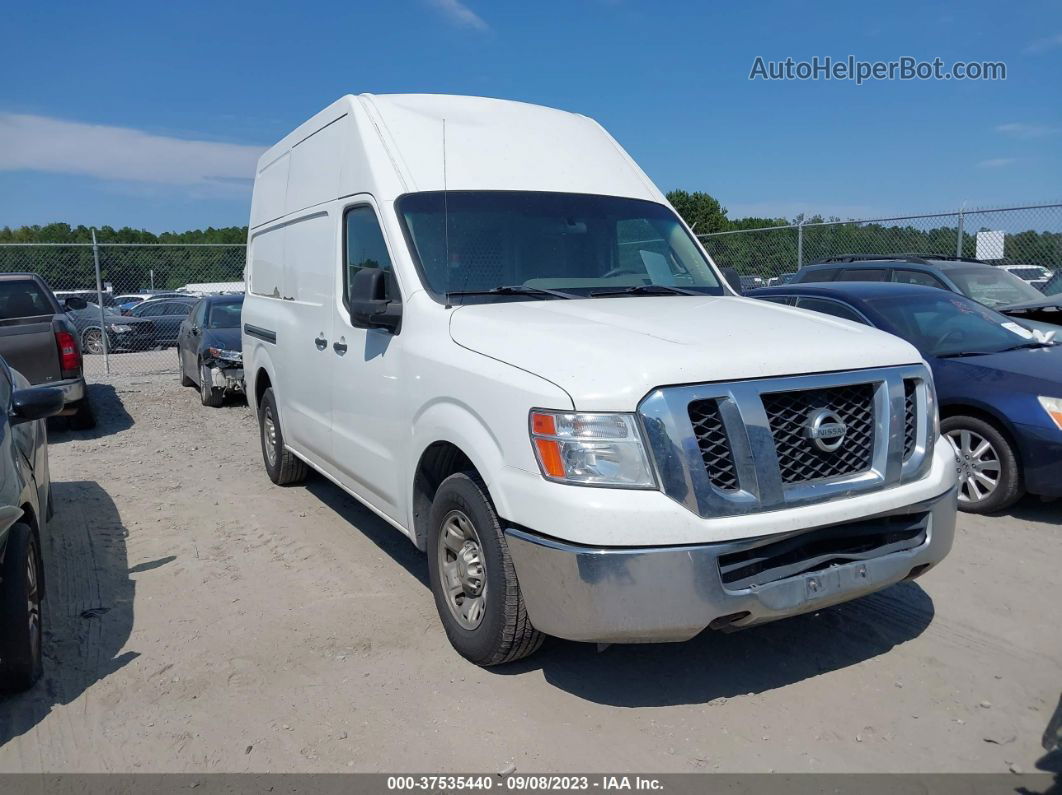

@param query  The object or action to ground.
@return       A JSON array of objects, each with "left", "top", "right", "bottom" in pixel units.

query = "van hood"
[{"left": 449, "top": 296, "right": 922, "bottom": 410}]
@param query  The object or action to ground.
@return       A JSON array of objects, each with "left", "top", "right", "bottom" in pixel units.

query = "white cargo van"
[{"left": 243, "top": 94, "right": 957, "bottom": 665}]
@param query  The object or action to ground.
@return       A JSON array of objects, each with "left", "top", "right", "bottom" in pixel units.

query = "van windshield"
[{"left": 396, "top": 191, "right": 725, "bottom": 302}]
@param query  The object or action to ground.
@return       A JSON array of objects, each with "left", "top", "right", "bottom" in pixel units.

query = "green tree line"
[{"left": 0, "top": 223, "right": 248, "bottom": 293}]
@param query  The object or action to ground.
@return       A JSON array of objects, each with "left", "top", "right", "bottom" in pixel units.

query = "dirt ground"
[{"left": 0, "top": 369, "right": 1059, "bottom": 774}]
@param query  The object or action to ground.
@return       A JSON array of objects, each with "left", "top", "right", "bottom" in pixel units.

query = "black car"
[
  {"left": 0, "top": 357, "right": 65, "bottom": 692},
  {"left": 176, "top": 295, "right": 244, "bottom": 407},
  {"left": 791, "top": 253, "right": 1062, "bottom": 329},
  {"left": 748, "top": 282, "right": 1062, "bottom": 513},
  {"left": 128, "top": 297, "right": 197, "bottom": 346},
  {"left": 64, "top": 301, "right": 157, "bottom": 354}
]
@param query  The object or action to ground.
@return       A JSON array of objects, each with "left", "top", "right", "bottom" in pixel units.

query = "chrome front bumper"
[{"left": 505, "top": 487, "right": 957, "bottom": 644}]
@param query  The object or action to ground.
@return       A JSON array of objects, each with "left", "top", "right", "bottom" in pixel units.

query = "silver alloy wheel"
[
  {"left": 26, "top": 541, "right": 40, "bottom": 665},
  {"left": 83, "top": 329, "right": 104, "bottom": 355},
  {"left": 437, "top": 509, "right": 487, "bottom": 630},
  {"left": 262, "top": 406, "right": 278, "bottom": 468},
  {"left": 946, "top": 428, "right": 1001, "bottom": 503}
]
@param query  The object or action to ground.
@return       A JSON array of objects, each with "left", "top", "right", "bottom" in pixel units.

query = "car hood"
[
  {"left": 999, "top": 294, "right": 1062, "bottom": 311},
  {"left": 449, "top": 296, "right": 922, "bottom": 410},
  {"left": 201, "top": 327, "right": 242, "bottom": 351},
  {"left": 935, "top": 345, "right": 1062, "bottom": 395}
]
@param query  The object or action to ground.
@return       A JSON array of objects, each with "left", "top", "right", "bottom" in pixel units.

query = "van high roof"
[{"left": 250, "top": 94, "right": 664, "bottom": 229}]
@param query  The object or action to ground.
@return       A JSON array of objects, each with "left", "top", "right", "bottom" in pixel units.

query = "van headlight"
[{"left": 529, "top": 410, "right": 656, "bottom": 488}]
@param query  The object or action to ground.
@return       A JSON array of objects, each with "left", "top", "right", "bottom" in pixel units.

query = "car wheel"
[
  {"left": 427, "top": 472, "right": 543, "bottom": 666},
  {"left": 81, "top": 328, "right": 104, "bottom": 355},
  {"left": 0, "top": 523, "right": 44, "bottom": 692},
  {"left": 199, "top": 360, "right": 226, "bottom": 408},
  {"left": 942, "top": 415, "right": 1023, "bottom": 513},
  {"left": 67, "top": 397, "right": 97, "bottom": 430},
  {"left": 258, "top": 387, "right": 307, "bottom": 485},
  {"left": 179, "top": 347, "right": 194, "bottom": 387}
]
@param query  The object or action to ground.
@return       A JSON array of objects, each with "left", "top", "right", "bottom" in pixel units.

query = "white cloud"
[
  {"left": 0, "top": 113, "right": 264, "bottom": 193},
  {"left": 427, "top": 0, "right": 488, "bottom": 31},
  {"left": 1025, "top": 33, "right": 1062, "bottom": 53},
  {"left": 976, "top": 158, "right": 1017, "bottom": 169},
  {"left": 995, "top": 121, "right": 1057, "bottom": 139}
]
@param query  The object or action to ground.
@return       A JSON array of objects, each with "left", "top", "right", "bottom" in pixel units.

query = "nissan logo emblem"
[{"left": 806, "top": 408, "right": 847, "bottom": 452}]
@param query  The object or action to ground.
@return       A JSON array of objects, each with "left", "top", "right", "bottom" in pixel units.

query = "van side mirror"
[
  {"left": 64, "top": 297, "right": 88, "bottom": 311},
  {"left": 349, "top": 268, "right": 401, "bottom": 333},
  {"left": 721, "top": 267, "right": 743, "bottom": 294},
  {"left": 11, "top": 387, "right": 65, "bottom": 425}
]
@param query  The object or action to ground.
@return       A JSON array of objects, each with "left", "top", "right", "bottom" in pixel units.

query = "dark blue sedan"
[{"left": 748, "top": 282, "right": 1062, "bottom": 513}]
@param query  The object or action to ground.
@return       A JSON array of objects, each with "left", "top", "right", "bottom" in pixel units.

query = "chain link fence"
[
  {"left": 699, "top": 202, "right": 1062, "bottom": 288},
  {"left": 0, "top": 240, "right": 244, "bottom": 377},
  {"left": 1, "top": 202, "right": 1059, "bottom": 378}
]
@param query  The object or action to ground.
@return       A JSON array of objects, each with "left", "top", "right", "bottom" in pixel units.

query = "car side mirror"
[
  {"left": 349, "top": 268, "right": 401, "bottom": 332},
  {"left": 64, "top": 297, "right": 88, "bottom": 310},
  {"left": 11, "top": 387, "right": 65, "bottom": 425},
  {"left": 721, "top": 267, "right": 743, "bottom": 294}
]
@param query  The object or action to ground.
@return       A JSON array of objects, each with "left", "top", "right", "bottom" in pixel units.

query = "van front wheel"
[{"left": 427, "top": 472, "right": 543, "bottom": 666}]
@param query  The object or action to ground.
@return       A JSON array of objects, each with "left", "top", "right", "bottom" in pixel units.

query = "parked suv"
[
  {"left": 792, "top": 254, "right": 1058, "bottom": 313},
  {"left": 243, "top": 94, "right": 957, "bottom": 665}
]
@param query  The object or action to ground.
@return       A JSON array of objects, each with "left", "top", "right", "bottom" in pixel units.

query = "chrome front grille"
[
  {"left": 903, "top": 379, "right": 918, "bottom": 460},
  {"left": 638, "top": 364, "right": 935, "bottom": 519},
  {"left": 761, "top": 383, "right": 875, "bottom": 484},
  {"left": 688, "top": 398, "right": 739, "bottom": 490}
]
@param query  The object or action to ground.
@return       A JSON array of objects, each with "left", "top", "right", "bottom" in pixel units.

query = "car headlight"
[
  {"left": 529, "top": 410, "right": 656, "bottom": 488},
  {"left": 207, "top": 347, "right": 243, "bottom": 362},
  {"left": 1038, "top": 396, "right": 1062, "bottom": 430},
  {"left": 108, "top": 324, "right": 132, "bottom": 332}
]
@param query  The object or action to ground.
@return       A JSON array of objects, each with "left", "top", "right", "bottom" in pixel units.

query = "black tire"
[
  {"left": 426, "top": 472, "right": 543, "bottom": 666},
  {"left": 81, "top": 328, "right": 105, "bottom": 356},
  {"left": 941, "top": 414, "right": 1023, "bottom": 514},
  {"left": 258, "top": 387, "right": 307, "bottom": 485},
  {"left": 199, "top": 360, "right": 226, "bottom": 408},
  {"left": 0, "top": 523, "right": 44, "bottom": 692},
  {"left": 179, "top": 347, "right": 194, "bottom": 387},
  {"left": 67, "top": 397, "right": 96, "bottom": 430}
]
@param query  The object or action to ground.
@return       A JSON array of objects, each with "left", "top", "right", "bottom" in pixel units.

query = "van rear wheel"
[
  {"left": 258, "top": 387, "right": 307, "bottom": 485},
  {"left": 427, "top": 472, "right": 543, "bottom": 666}
]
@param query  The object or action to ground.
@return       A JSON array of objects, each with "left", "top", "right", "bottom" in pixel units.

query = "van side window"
[{"left": 345, "top": 206, "right": 395, "bottom": 304}]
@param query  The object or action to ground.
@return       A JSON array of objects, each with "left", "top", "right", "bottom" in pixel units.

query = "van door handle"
[
  {"left": 333, "top": 341, "right": 348, "bottom": 355},
  {"left": 314, "top": 335, "right": 327, "bottom": 350}
]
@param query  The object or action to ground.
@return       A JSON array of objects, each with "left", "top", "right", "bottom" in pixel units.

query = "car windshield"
[
  {"left": 207, "top": 300, "right": 242, "bottom": 328},
  {"left": 947, "top": 266, "right": 1045, "bottom": 307},
  {"left": 867, "top": 292, "right": 1052, "bottom": 357},
  {"left": 396, "top": 191, "right": 724, "bottom": 301}
]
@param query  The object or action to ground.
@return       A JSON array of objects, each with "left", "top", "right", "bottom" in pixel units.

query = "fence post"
[
  {"left": 955, "top": 206, "right": 964, "bottom": 258},
  {"left": 796, "top": 215, "right": 805, "bottom": 269},
  {"left": 91, "top": 228, "right": 110, "bottom": 375}
]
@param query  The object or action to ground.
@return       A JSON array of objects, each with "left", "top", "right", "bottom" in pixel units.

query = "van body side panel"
[{"left": 279, "top": 211, "right": 336, "bottom": 463}]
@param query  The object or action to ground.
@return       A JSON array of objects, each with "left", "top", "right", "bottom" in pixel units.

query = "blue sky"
[{"left": 2, "top": 0, "right": 1060, "bottom": 232}]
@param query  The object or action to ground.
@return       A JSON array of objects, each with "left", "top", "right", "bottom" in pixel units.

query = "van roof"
[{"left": 250, "top": 94, "right": 664, "bottom": 229}]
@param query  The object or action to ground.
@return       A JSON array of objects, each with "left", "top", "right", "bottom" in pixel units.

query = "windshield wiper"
[
  {"left": 445, "top": 285, "right": 578, "bottom": 302},
  {"left": 939, "top": 341, "right": 1057, "bottom": 359},
  {"left": 589, "top": 284, "right": 701, "bottom": 297}
]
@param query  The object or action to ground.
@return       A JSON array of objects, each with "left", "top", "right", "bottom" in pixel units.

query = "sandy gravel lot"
[{"left": 0, "top": 372, "right": 1058, "bottom": 774}]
